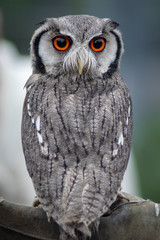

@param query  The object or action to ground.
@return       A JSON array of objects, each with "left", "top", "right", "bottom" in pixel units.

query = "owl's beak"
[
  {"left": 77, "top": 59, "right": 84, "bottom": 75},
  {"left": 63, "top": 47, "right": 95, "bottom": 76}
]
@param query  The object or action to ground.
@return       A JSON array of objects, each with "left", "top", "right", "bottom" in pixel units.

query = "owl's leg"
[{"left": 32, "top": 196, "right": 41, "bottom": 207}]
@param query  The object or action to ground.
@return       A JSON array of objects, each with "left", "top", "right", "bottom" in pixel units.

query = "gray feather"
[{"left": 21, "top": 15, "right": 132, "bottom": 240}]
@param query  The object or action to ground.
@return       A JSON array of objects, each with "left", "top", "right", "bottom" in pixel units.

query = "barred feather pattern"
[{"left": 22, "top": 71, "right": 132, "bottom": 239}]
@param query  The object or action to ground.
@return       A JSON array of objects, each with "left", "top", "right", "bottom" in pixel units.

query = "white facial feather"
[
  {"left": 38, "top": 34, "right": 60, "bottom": 73},
  {"left": 98, "top": 34, "right": 118, "bottom": 73}
]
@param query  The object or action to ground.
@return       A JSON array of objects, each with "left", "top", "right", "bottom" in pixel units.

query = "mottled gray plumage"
[{"left": 21, "top": 15, "right": 132, "bottom": 240}]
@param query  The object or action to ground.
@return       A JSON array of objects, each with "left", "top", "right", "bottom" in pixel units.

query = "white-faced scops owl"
[{"left": 21, "top": 15, "right": 132, "bottom": 240}]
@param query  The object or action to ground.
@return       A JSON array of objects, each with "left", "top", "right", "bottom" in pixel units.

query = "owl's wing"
[{"left": 75, "top": 81, "right": 133, "bottom": 226}]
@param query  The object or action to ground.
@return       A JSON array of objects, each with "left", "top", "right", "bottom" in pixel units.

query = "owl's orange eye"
[
  {"left": 53, "top": 36, "right": 70, "bottom": 51},
  {"left": 90, "top": 37, "right": 106, "bottom": 52}
]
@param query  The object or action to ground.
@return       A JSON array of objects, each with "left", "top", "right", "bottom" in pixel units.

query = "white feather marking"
[
  {"left": 113, "top": 148, "right": 118, "bottom": 157},
  {"left": 27, "top": 109, "right": 31, "bottom": 117},
  {"left": 126, "top": 117, "right": 129, "bottom": 125},
  {"left": 155, "top": 203, "right": 159, "bottom": 217},
  {"left": 31, "top": 117, "right": 35, "bottom": 124},
  {"left": 128, "top": 106, "right": 131, "bottom": 117},
  {"left": 27, "top": 101, "right": 32, "bottom": 117},
  {"left": 26, "top": 85, "right": 32, "bottom": 92},
  {"left": 27, "top": 102, "right": 30, "bottom": 111},
  {"left": 118, "top": 132, "right": 124, "bottom": 146},
  {"left": 41, "top": 142, "right": 49, "bottom": 156},
  {"left": 36, "top": 116, "right": 41, "bottom": 132},
  {"left": 37, "top": 132, "right": 43, "bottom": 144},
  {"left": 53, "top": 153, "right": 57, "bottom": 158}
]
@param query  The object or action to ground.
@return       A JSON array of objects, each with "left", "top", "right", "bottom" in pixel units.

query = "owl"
[{"left": 21, "top": 15, "right": 132, "bottom": 240}]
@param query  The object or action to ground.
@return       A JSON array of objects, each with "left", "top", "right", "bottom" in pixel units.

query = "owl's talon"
[
  {"left": 117, "top": 191, "right": 130, "bottom": 202},
  {"left": 33, "top": 196, "right": 40, "bottom": 207}
]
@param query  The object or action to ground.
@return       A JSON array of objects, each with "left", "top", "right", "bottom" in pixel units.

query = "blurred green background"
[{"left": 0, "top": 0, "right": 160, "bottom": 203}]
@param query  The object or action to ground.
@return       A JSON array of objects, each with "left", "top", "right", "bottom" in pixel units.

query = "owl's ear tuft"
[
  {"left": 108, "top": 20, "right": 120, "bottom": 29},
  {"left": 103, "top": 19, "right": 120, "bottom": 31},
  {"left": 36, "top": 19, "right": 48, "bottom": 27}
]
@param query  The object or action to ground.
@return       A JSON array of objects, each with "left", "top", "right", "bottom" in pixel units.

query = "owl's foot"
[
  {"left": 32, "top": 196, "right": 41, "bottom": 207},
  {"left": 103, "top": 192, "right": 130, "bottom": 217}
]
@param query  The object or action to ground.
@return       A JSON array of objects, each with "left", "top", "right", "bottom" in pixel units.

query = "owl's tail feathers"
[
  {"left": 59, "top": 229, "right": 76, "bottom": 240},
  {"left": 75, "top": 222, "right": 91, "bottom": 237},
  {"left": 58, "top": 218, "right": 91, "bottom": 240},
  {"left": 59, "top": 220, "right": 99, "bottom": 240},
  {"left": 59, "top": 227, "right": 88, "bottom": 240}
]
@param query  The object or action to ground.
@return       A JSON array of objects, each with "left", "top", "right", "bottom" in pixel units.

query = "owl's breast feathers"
[{"left": 22, "top": 73, "right": 132, "bottom": 234}]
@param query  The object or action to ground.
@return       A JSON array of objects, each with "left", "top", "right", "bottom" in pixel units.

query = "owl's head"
[{"left": 30, "top": 15, "right": 123, "bottom": 78}]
